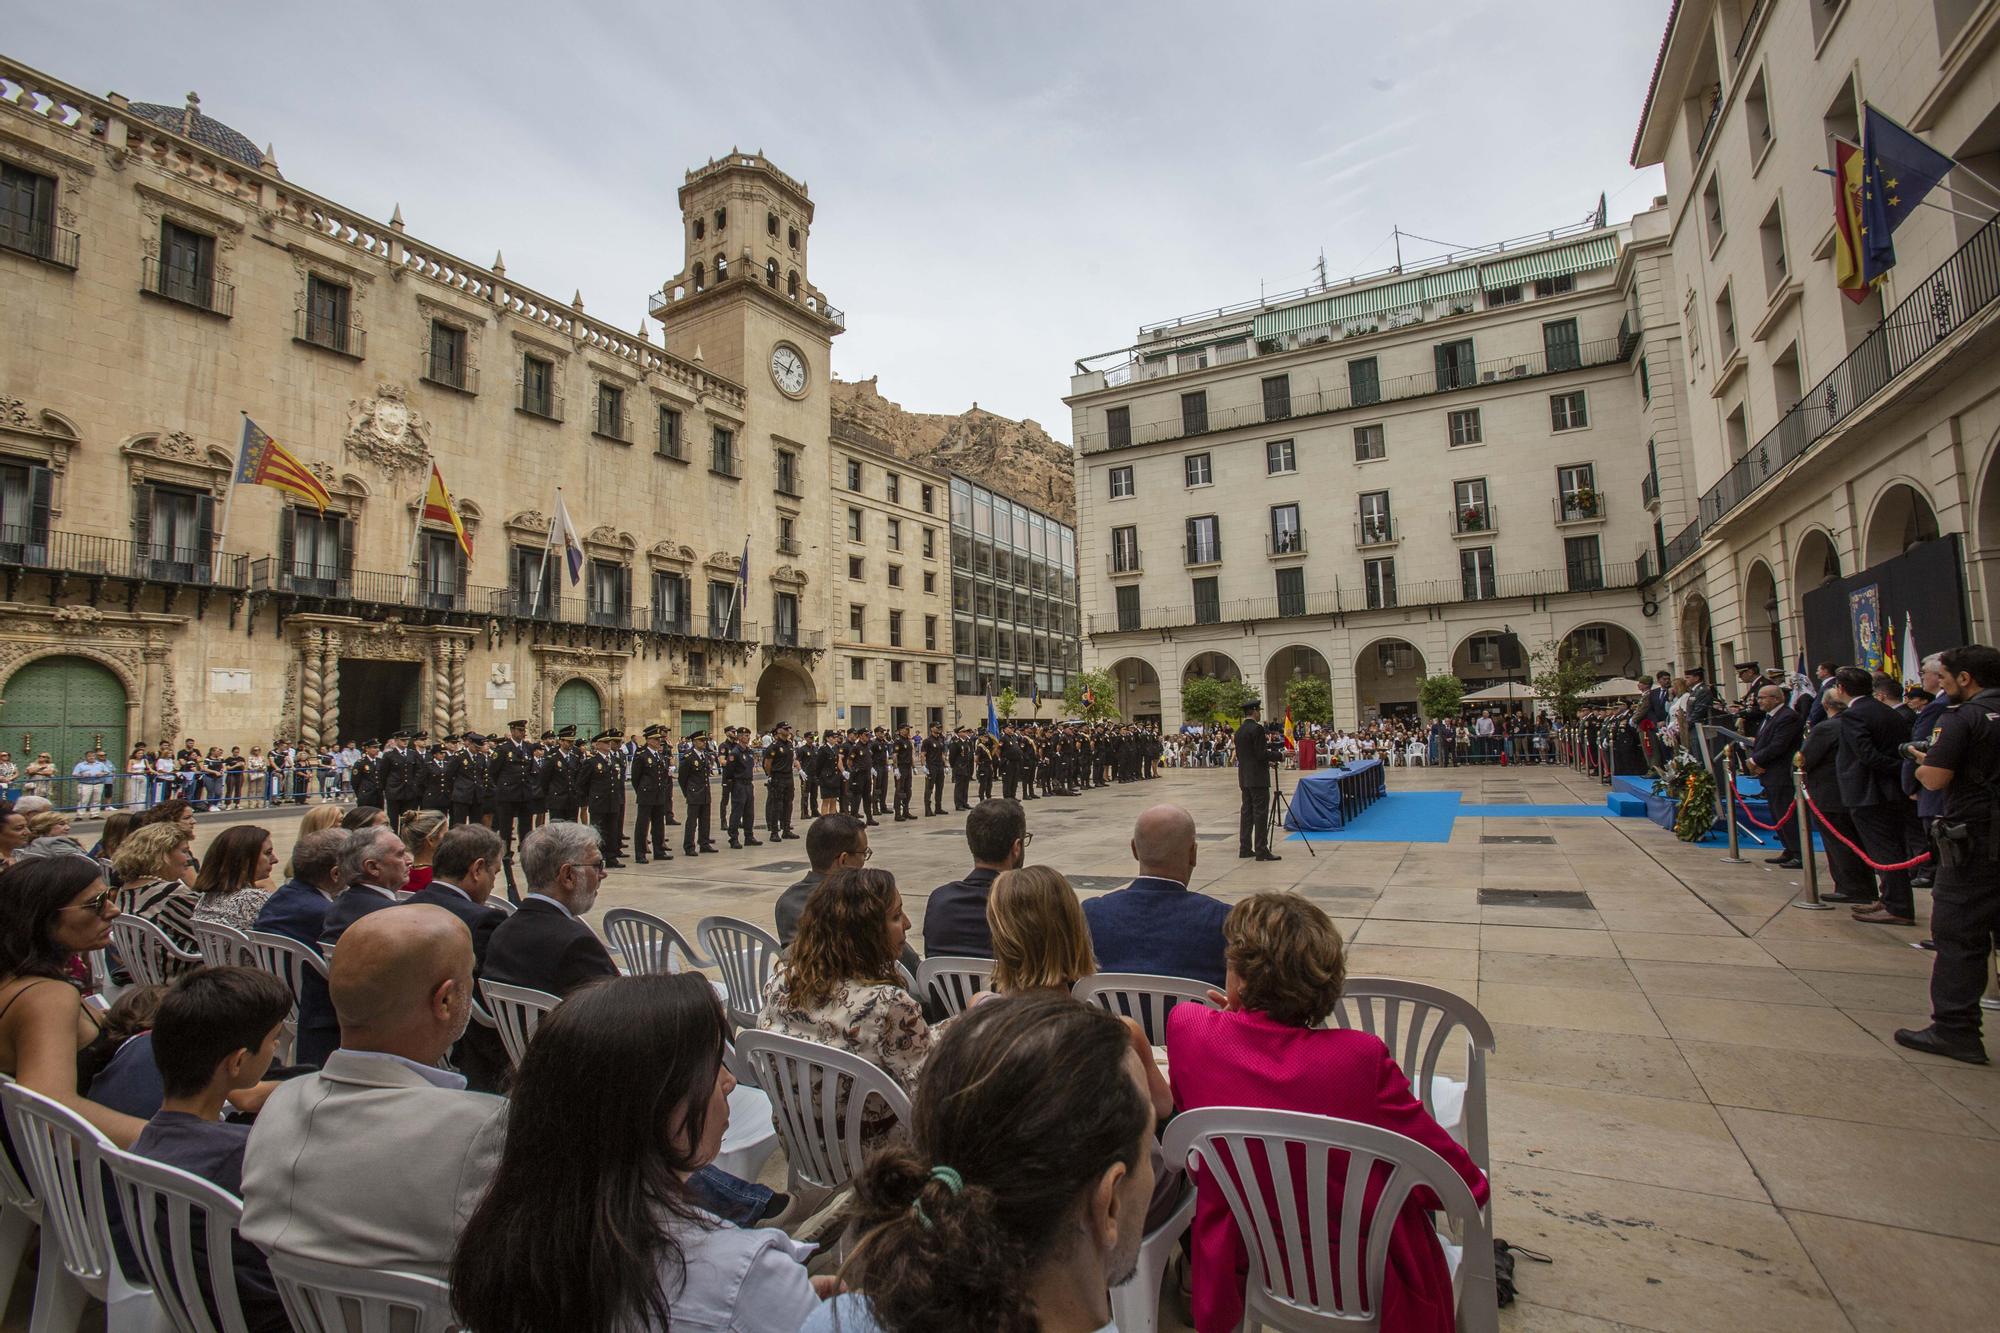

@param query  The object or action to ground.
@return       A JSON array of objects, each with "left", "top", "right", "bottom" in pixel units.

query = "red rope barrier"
[
  {"left": 1728, "top": 786, "right": 1795, "bottom": 832},
  {"left": 1801, "top": 792, "right": 1933, "bottom": 871}
]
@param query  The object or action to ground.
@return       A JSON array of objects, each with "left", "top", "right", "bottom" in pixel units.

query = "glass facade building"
[{"left": 949, "top": 475, "right": 1082, "bottom": 700}]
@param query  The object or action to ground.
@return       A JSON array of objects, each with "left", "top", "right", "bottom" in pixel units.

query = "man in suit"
[
  {"left": 922, "top": 798, "right": 1025, "bottom": 958},
  {"left": 630, "top": 725, "right": 673, "bottom": 864},
  {"left": 774, "top": 813, "right": 872, "bottom": 947},
  {"left": 481, "top": 821, "right": 619, "bottom": 998},
  {"left": 1806, "top": 660, "right": 1839, "bottom": 725},
  {"left": 400, "top": 823, "right": 510, "bottom": 1092},
  {"left": 250, "top": 829, "right": 349, "bottom": 947},
  {"left": 295, "top": 825, "right": 416, "bottom": 1068},
  {"left": 490, "top": 719, "right": 536, "bottom": 856},
  {"left": 1236, "top": 697, "right": 1278, "bottom": 861},
  {"left": 1833, "top": 666, "right": 1918, "bottom": 924},
  {"left": 1082, "top": 804, "right": 1231, "bottom": 988},
  {"left": 1744, "top": 684, "right": 1804, "bottom": 868},
  {"left": 239, "top": 905, "right": 505, "bottom": 1280},
  {"left": 1801, "top": 695, "right": 1879, "bottom": 903}
]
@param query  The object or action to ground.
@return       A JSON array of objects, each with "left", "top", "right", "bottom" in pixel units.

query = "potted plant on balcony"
[
  {"left": 1458, "top": 506, "right": 1487, "bottom": 532},
  {"left": 1564, "top": 486, "right": 1599, "bottom": 520}
]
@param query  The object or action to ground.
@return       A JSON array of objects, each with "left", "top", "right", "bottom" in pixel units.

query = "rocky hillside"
[{"left": 831, "top": 377, "right": 1076, "bottom": 525}]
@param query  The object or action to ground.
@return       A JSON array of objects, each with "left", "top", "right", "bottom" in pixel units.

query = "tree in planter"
[
  {"left": 1182, "top": 675, "right": 1255, "bottom": 728},
  {"left": 1531, "top": 639, "right": 1597, "bottom": 722},
  {"left": 1281, "top": 674, "right": 1333, "bottom": 728},
  {"left": 996, "top": 687, "right": 1017, "bottom": 720},
  {"left": 1417, "top": 673, "right": 1466, "bottom": 721},
  {"left": 1062, "top": 669, "right": 1122, "bottom": 722}
]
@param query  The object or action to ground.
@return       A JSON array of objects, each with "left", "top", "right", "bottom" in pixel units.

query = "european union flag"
[{"left": 1860, "top": 103, "right": 1958, "bottom": 283}]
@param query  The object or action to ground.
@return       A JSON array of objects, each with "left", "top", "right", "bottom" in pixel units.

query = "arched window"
[
  {"left": 714, "top": 255, "right": 728, "bottom": 282},
  {"left": 765, "top": 258, "right": 779, "bottom": 288},
  {"left": 691, "top": 261, "right": 704, "bottom": 291},
  {"left": 693, "top": 217, "right": 705, "bottom": 241},
  {"left": 786, "top": 270, "right": 799, "bottom": 298},
  {"left": 767, "top": 211, "right": 779, "bottom": 237}
]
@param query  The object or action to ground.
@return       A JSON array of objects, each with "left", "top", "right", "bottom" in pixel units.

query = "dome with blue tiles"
[{"left": 128, "top": 92, "right": 265, "bottom": 171}]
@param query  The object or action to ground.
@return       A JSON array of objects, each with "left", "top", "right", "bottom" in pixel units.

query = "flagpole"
[
  {"left": 404, "top": 480, "right": 426, "bottom": 604},
  {"left": 529, "top": 491, "right": 559, "bottom": 617},
  {"left": 215, "top": 412, "right": 248, "bottom": 583},
  {"left": 1814, "top": 166, "right": 1997, "bottom": 221}
]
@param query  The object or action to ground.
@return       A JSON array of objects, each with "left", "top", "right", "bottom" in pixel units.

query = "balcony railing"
[
  {"left": 421, "top": 349, "right": 477, "bottom": 393},
  {"left": 777, "top": 536, "right": 801, "bottom": 555},
  {"left": 1663, "top": 216, "right": 2000, "bottom": 573},
  {"left": 649, "top": 258, "right": 846, "bottom": 329},
  {"left": 1555, "top": 493, "right": 1605, "bottom": 524},
  {"left": 1451, "top": 505, "right": 1494, "bottom": 535},
  {"left": 3, "top": 528, "right": 247, "bottom": 588},
  {"left": 763, "top": 625, "right": 824, "bottom": 651},
  {"left": 1692, "top": 85, "right": 1723, "bottom": 160},
  {"left": 710, "top": 447, "right": 740, "bottom": 478},
  {"left": 593, "top": 404, "right": 629, "bottom": 441},
  {"left": 1090, "top": 559, "right": 1644, "bottom": 633},
  {"left": 518, "top": 385, "right": 562, "bottom": 421},
  {"left": 141, "top": 256, "right": 233, "bottom": 317},
  {"left": 1080, "top": 334, "right": 1628, "bottom": 453},
  {"left": 774, "top": 466, "right": 803, "bottom": 498},
  {"left": 1267, "top": 529, "right": 1307, "bottom": 556},
  {"left": 1109, "top": 547, "right": 1143, "bottom": 574},
  {"left": 1355, "top": 518, "right": 1398, "bottom": 548},
  {"left": 0, "top": 221, "right": 79, "bottom": 269},
  {"left": 656, "top": 424, "right": 686, "bottom": 461},
  {"left": 1640, "top": 472, "right": 1660, "bottom": 509},
  {"left": 295, "top": 308, "right": 364, "bottom": 358},
  {"left": 1184, "top": 538, "right": 1222, "bottom": 567},
  {"left": 250, "top": 560, "right": 468, "bottom": 611}
]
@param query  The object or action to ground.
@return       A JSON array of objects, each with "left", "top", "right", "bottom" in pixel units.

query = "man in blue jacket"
[{"left": 1082, "top": 804, "right": 1231, "bottom": 988}]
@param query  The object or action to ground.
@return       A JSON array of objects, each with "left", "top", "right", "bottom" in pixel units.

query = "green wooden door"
[
  {"left": 552, "top": 679, "right": 602, "bottom": 737},
  {"left": 1, "top": 656, "right": 128, "bottom": 782}
]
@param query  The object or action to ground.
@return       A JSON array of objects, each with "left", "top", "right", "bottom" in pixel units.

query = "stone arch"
[
  {"left": 1449, "top": 627, "right": 1526, "bottom": 683},
  {"left": 1181, "top": 651, "right": 1241, "bottom": 684},
  {"left": 1793, "top": 527, "right": 1843, "bottom": 592},
  {"left": 754, "top": 658, "right": 820, "bottom": 733},
  {"left": 550, "top": 676, "right": 604, "bottom": 736},
  {"left": 1353, "top": 636, "right": 1425, "bottom": 721},
  {"left": 1264, "top": 644, "right": 1330, "bottom": 718},
  {"left": 1679, "top": 593, "right": 1716, "bottom": 680},
  {"left": 1106, "top": 656, "right": 1162, "bottom": 723},
  {"left": 1555, "top": 621, "right": 1646, "bottom": 680},
  {"left": 1741, "top": 560, "right": 1782, "bottom": 671},
  {"left": 1974, "top": 426, "right": 2000, "bottom": 637},
  {"left": 0, "top": 650, "right": 136, "bottom": 774},
  {"left": 1862, "top": 479, "right": 1940, "bottom": 568}
]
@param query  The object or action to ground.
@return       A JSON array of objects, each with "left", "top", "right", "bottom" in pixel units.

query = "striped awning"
[
  {"left": 1254, "top": 270, "right": 1470, "bottom": 341},
  {"left": 1475, "top": 236, "right": 1619, "bottom": 289}
]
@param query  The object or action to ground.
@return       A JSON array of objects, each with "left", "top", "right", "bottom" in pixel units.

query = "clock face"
[{"left": 770, "top": 344, "right": 808, "bottom": 396}]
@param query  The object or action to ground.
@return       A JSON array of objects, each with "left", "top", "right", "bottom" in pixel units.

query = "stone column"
[
  {"left": 447, "top": 640, "right": 469, "bottom": 735},
  {"left": 319, "top": 639, "right": 341, "bottom": 745},
  {"left": 298, "top": 629, "right": 325, "bottom": 750}
]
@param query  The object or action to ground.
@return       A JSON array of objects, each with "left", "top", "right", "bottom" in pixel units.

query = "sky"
[{"left": 9, "top": 1, "right": 1668, "bottom": 444}]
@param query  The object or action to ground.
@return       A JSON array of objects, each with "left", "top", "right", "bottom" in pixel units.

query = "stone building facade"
[
  {"left": 0, "top": 56, "right": 845, "bottom": 769},
  {"left": 1633, "top": 0, "right": 2000, "bottom": 677}
]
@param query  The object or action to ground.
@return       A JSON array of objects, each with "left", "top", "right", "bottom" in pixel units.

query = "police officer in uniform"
[
  {"left": 722, "top": 726, "right": 760, "bottom": 849},
  {"left": 922, "top": 723, "right": 947, "bottom": 816},
  {"left": 680, "top": 731, "right": 718, "bottom": 855},
  {"left": 631, "top": 724, "right": 673, "bottom": 863},
  {"left": 867, "top": 729, "right": 888, "bottom": 818},
  {"left": 530, "top": 730, "right": 557, "bottom": 828},
  {"left": 892, "top": 724, "right": 916, "bottom": 821},
  {"left": 976, "top": 729, "right": 998, "bottom": 802},
  {"left": 949, "top": 726, "right": 973, "bottom": 810},
  {"left": 491, "top": 719, "right": 537, "bottom": 857},
  {"left": 579, "top": 730, "right": 625, "bottom": 866},
  {"left": 380, "top": 732, "right": 417, "bottom": 826},
  {"left": 764, "top": 721, "right": 798, "bottom": 841},
  {"left": 1237, "top": 697, "right": 1280, "bottom": 861},
  {"left": 446, "top": 733, "right": 487, "bottom": 827},
  {"left": 350, "top": 739, "right": 383, "bottom": 809}
]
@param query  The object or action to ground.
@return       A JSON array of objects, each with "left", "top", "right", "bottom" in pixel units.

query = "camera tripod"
[{"left": 1266, "top": 762, "right": 1318, "bottom": 859}]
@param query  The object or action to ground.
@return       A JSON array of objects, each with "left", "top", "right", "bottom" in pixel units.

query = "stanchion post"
[
  {"left": 1789, "top": 752, "right": 1832, "bottom": 910},
  {"left": 1720, "top": 747, "right": 1749, "bottom": 865}
]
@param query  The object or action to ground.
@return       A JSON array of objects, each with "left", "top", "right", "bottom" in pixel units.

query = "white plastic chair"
[
  {"left": 602, "top": 908, "right": 711, "bottom": 975},
  {"left": 0, "top": 1073, "right": 43, "bottom": 1320},
  {"left": 266, "top": 1251, "right": 457, "bottom": 1333},
  {"left": 243, "top": 931, "right": 329, "bottom": 1065},
  {"left": 1108, "top": 1177, "right": 1197, "bottom": 1333},
  {"left": 696, "top": 916, "right": 781, "bottom": 1029},
  {"left": 1073, "top": 972, "right": 1220, "bottom": 1046},
  {"left": 1328, "top": 979, "right": 1496, "bottom": 1176},
  {"left": 102, "top": 1146, "right": 253, "bottom": 1333},
  {"left": 893, "top": 960, "right": 917, "bottom": 994},
  {"left": 913, "top": 956, "right": 995, "bottom": 1017},
  {"left": 0, "top": 1081, "right": 161, "bottom": 1333},
  {"left": 478, "top": 980, "right": 560, "bottom": 1069},
  {"left": 110, "top": 916, "right": 201, "bottom": 987},
  {"left": 87, "top": 950, "right": 127, "bottom": 1007},
  {"left": 735, "top": 1030, "right": 913, "bottom": 1194},
  {"left": 1161, "top": 1107, "right": 1497, "bottom": 1333},
  {"left": 712, "top": 1082, "right": 783, "bottom": 1184},
  {"left": 190, "top": 921, "right": 253, "bottom": 970}
]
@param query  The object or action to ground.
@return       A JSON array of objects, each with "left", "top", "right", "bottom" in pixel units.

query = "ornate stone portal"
[
  {"left": 281, "top": 615, "right": 478, "bottom": 745},
  {"left": 0, "top": 603, "right": 181, "bottom": 743}
]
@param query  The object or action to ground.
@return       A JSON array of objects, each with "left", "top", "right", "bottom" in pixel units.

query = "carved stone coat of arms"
[{"left": 344, "top": 384, "right": 431, "bottom": 476}]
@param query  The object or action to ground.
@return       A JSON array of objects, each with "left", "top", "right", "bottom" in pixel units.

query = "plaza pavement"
[{"left": 90, "top": 765, "right": 2000, "bottom": 1331}]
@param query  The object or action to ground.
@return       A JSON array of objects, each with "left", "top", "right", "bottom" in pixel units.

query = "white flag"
[
  {"left": 1902, "top": 612, "right": 1921, "bottom": 689},
  {"left": 548, "top": 491, "right": 585, "bottom": 587}
]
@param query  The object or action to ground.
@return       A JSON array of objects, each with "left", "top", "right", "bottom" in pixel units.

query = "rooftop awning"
[
  {"left": 1254, "top": 272, "right": 1455, "bottom": 341},
  {"left": 1475, "top": 236, "right": 1619, "bottom": 289}
]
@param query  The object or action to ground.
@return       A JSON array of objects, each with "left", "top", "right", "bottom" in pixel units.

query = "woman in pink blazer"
[{"left": 1166, "top": 892, "right": 1488, "bottom": 1333}]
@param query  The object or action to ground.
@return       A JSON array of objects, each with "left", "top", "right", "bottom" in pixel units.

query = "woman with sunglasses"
[{"left": 0, "top": 856, "right": 146, "bottom": 1145}]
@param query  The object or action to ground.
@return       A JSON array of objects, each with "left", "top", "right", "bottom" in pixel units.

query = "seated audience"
[
  {"left": 294, "top": 802, "right": 346, "bottom": 845},
  {"left": 0, "top": 857, "right": 147, "bottom": 1146},
  {"left": 452, "top": 974, "right": 833, "bottom": 1333},
  {"left": 481, "top": 821, "right": 618, "bottom": 997},
  {"left": 92, "top": 810, "right": 136, "bottom": 874},
  {"left": 402, "top": 823, "right": 510, "bottom": 1092},
  {"left": 922, "top": 798, "right": 1026, "bottom": 958},
  {"left": 112, "top": 821, "right": 201, "bottom": 950},
  {"left": 1166, "top": 892, "right": 1487, "bottom": 1333},
  {"left": 774, "top": 813, "right": 872, "bottom": 946},
  {"left": 340, "top": 805, "right": 389, "bottom": 832},
  {"left": 1082, "top": 805, "right": 1231, "bottom": 988},
  {"left": 240, "top": 905, "right": 506, "bottom": 1279},
  {"left": 805, "top": 992, "right": 1154, "bottom": 1333},
  {"left": 251, "top": 828, "right": 349, "bottom": 947},
  {"left": 129, "top": 966, "right": 294, "bottom": 1332},
  {"left": 0, "top": 801, "right": 30, "bottom": 866},
  {"left": 293, "top": 825, "right": 414, "bottom": 1067},
  {"left": 759, "top": 868, "right": 934, "bottom": 1145},
  {"left": 400, "top": 808, "right": 447, "bottom": 893},
  {"left": 191, "top": 825, "right": 279, "bottom": 931},
  {"left": 984, "top": 864, "right": 1099, "bottom": 996}
]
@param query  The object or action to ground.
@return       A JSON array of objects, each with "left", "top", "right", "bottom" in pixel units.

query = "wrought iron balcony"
[
  {"left": 1183, "top": 538, "right": 1222, "bottom": 567},
  {"left": 1355, "top": 517, "right": 1399, "bottom": 549},
  {"left": 517, "top": 384, "right": 562, "bottom": 422},
  {"left": 1108, "top": 547, "right": 1143, "bottom": 575},
  {"left": 777, "top": 535, "right": 801, "bottom": 555},
  {"left": 294, "top": 308, "right": 365, "bottom": 358},
  {"left": 141, "top": 256, "right": 233, "bottom": 317},
  {"left": 593, "top": 403, "right": 630, "bottom": 442},
  {"left": 421, "top": 349, "right": 477, "bottom": 393},
  {"left": 1640, "top": 472, "right": 1660, "bottom": 509},
  {"left": 709, "top": 446, "right": 741, "bottom": 479},
  {"left": 4, "top": 528, "right": 247, "bottom": 588},
  {"left": 1554, "top": 493, "right": 1605, "bottom": 525},
  {"left": 0, "top": 220, "right": 79, "bottom": 269},
  {"left": 1266, "top": 529, "right": 1307, "bottom": 556},
  {"left": 1450, "top": 505, "right": 1494, "bottom": 536},
  {"left": 251, "top": 560, "right": 468, "bottom": 611}
]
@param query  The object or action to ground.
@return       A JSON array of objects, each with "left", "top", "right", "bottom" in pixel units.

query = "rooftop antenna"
[
  {"left": 1392, "top": 225, "right": 1403, "bottom": 272},
  {"left": 1314, "top": 249, "right": 1328, "bottom": 290}
]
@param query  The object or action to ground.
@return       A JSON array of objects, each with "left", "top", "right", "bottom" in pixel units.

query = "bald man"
[
  {"left": 1080, "top": 804, "right": 1232, "bottom": 987},
  {"left": 240, "top": 906, "right": 507, "bottom": 1279}
]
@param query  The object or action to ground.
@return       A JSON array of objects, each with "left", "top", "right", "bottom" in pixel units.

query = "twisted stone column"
[
  {"left": 448, "top": 640, "right": 469, "bottom": 734},
  {"left": 319, "top": 642, "right": 341, "bottom": 746},
  {"left": 298, "top": 630, "right": 325, "bottom": 749}
]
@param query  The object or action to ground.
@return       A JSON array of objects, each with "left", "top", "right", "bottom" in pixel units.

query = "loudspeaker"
[{"left": 1498, "top": 633, "right": 1524, "bottom": 671}]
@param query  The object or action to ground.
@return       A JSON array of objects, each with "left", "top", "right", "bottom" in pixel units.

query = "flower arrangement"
[
  {"left": 1459, "top": 506, "right": 1487, "bottom": 531},
  {"left": 1653, "top": 752, "right": 1717, "bottom": 842}
]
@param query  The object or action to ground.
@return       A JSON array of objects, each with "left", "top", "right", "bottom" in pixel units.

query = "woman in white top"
[
  {"left": 123, "top": 747, "right": 149, "bottom": 810},
  {"left": 451, "top": 973, "right": 835, "bottom": 1333}
]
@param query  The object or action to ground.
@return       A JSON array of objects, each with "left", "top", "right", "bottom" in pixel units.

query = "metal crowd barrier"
[{"left": 0, "top": 765, "right": 352, "bottom": 816}]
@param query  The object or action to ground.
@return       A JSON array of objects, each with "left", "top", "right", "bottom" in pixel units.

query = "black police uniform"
[
  {"left": 350, "top": 751, "right": 382, "bottom": 809},
  {"left": 583, "top": 744, "right": 626, "bottom": 865},
  {"left": 722, "top": 737, "right": 758, "bottom": 848},
  {"left": 680, "top": 742, "right": 717, "bottom": 854},
  {"left": 380, "top": 742, "right": 418, "bottom": 826},
  {"left": 922, "top": 731, "right": 947, "bottom": 815},
  {"left": 446, "top": 745, "right": 485, "bottom": 826},
  {"left": 631, "top": 740, "right": 673, "bottom": 862},
  {"left": 949, "top": 733, "right": 973, "bottom": 810},
  {"left": 893, "top": 733, "right": 915, "bottom": 820},
  {"left": 764, "top": 734, "right": 797, "bottom": 839},
  {"left": 491, "top": 732, "right": 537, "bottom": 853},
  {"left": 1915, "top": 688, "right": 2000, "bottom": 1053},
  {"left": 1237, "top": 713, "right": 1275, "bottom": 859}
]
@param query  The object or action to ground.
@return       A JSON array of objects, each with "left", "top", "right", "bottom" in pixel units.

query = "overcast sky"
[{"left": 13, "top": 0, "right": 1667, "bottom": 443}]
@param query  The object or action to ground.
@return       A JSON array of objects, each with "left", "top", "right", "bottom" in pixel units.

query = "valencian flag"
[
  {"left": 423, "top": 464, "right": 473, "bottom": 558},
  {"left": 1860, "top": 103, "right": 1959, "bottom": 285},
  {"left": 1830, "top": 138, "right": 1874, "bottom": 304},
  {"left": 237, "top": 417, "right": 330, "bottom": 512}
]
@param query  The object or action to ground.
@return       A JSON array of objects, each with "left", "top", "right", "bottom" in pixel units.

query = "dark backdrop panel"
[{"left": 1802, "top": 534, "right": 1969, "bottom": 669}]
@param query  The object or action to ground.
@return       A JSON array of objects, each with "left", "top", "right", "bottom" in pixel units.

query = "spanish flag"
[
  {"left": 236, "top": 416, "right": 331, "bottom": 512},
  {"left": 423, "top": 464, "right": 473, "bottom": 559},
  {"left": 1830, "top": 137, "right": 1875, "bottom": 305},
  {"left": 1881, "top": 617, "right": 1899, "bottom": 682},
  {"left": 1283, "top": 707, "right": 1295, "bottom": 746}
]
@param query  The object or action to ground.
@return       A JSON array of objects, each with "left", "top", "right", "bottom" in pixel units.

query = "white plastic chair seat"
[
  {"left": 696, "top": 916, "right": 782, "bottom": 1030},
  {"left": 478, "top": 980, "right": 560, "bottom": 1069},
  {"left": 103, "top": 1145, "right": 254, "bottom": 1333},
  {"left": 735, "top": 1030, "right": 912, "bottom": 1195},
  {"left": 1329, "top": 978, "right": 1495, "bottom": 1180},
  {"left": 603, "top": 908, "right": 711, "bottom": 976},
  {"left": 191, "top": 920, "right": 253, "bottom": 969},
  {"left": 1108, "top": 1173, "right": 1197, "bottom": 1333},
  {"left": 1072, "top": 972, "right": 1219, "bottom": 1046},
  {"left": 266, "top": 1251, "right": 457, "bottom": 1333},
  {"left": 110, "top": 915, "right": 201, "bottom": 987},
  {"left": 0, "top": 1073, "right": 43, "bottom": 1322},
  {"left": 913, "top": 956, "right": 994, "bottom": 1017},
  {"left": 712, "top": 1083, "right": 782, "bottom": 1183}
]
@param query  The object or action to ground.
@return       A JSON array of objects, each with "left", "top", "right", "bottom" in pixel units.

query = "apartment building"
[{"left": 948, "top": 474, "right": 1081, "bottom": 724}]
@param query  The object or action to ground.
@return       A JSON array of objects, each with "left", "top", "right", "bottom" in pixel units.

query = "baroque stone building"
[{"left": 0, "top": 56, "right": 845, "bottom": 768}]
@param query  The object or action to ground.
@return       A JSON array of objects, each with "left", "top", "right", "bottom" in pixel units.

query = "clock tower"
[{"left": 650, "top": 150, "right": 843, "bottom": 731}]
